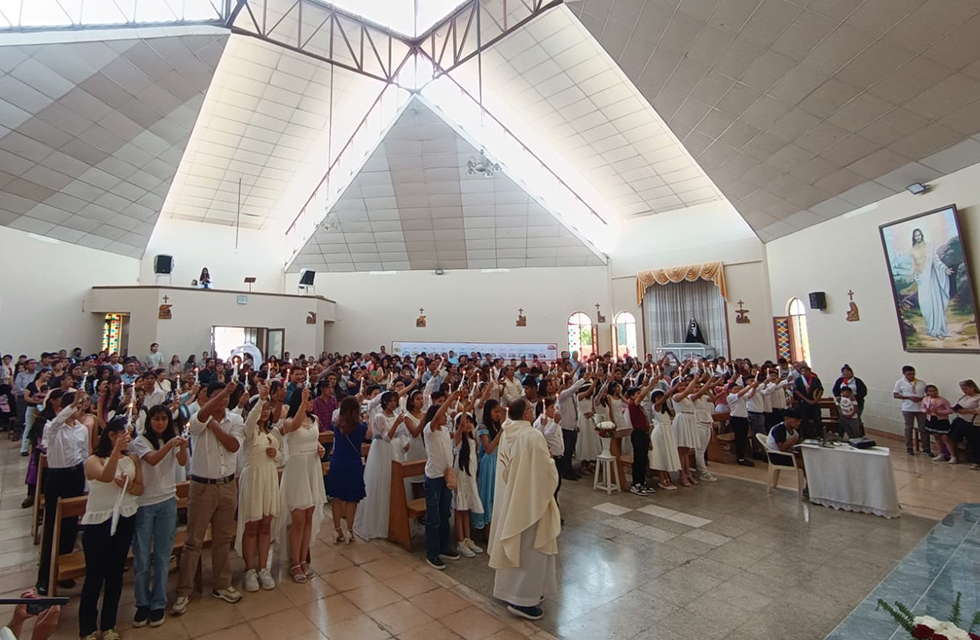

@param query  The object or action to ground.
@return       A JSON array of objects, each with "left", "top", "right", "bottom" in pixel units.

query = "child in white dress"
[
  {"left": 453, "top": 402, "right": 484, "bottom": 558},
  {"left": 647, "top": 389, "right": 681, "bottom": 490},
  {"left": 354, "top": 391, "right": 404, "bottom": 540},
  {"left": 236, "top": 383, "right": 282, "bottom": 592}
]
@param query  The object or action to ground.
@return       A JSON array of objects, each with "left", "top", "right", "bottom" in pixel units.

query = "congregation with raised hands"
[{"left": 0, "top": 343, "right": 978, "bottom": 639}]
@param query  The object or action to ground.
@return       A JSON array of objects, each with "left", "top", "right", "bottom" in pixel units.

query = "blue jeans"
[
  {"left": 20, "top": 406, "right": 35, "bottom": 454},
  {"left": 132, "top": 498, "right": 177, "bottom": 611},
  {"left": 423, "top": 476, "right": 451, "bottom": 561}
]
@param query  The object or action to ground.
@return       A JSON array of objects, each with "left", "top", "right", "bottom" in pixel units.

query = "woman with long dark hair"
[
  {"left": 279, "top": 387, "right": 326, "bottom": 583},
  {"left": 353, "top": 391, "right": 405, "bottom": 540},
  {"left": 326, "top": 397, "right": 370, "bottom": 546},
  {"left": 472, "top": 391, "right": 503, "bottom": 532},
  {"left": 131, "top": 405, "right": 186, "bottom": 628},
  {"left": 79, "top": 416, "right": 142, "bottom": 640},
  {"left": 452, "top": 399, "right": 484, "bottom": 558}
]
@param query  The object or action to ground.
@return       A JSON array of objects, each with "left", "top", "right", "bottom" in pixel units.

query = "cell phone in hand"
[{"left": 26, "top": 602, "right": 50, "bottom": 615}]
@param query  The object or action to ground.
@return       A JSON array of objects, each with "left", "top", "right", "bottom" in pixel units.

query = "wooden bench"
[
  {"left": 48, "top": 482, "right": 211, "bottom": 596},
  {"left": 708, "top": 412, "right": 735, "bottom": 463},
  {"left": 32, "top": 454, "right": 47, "bottom": 544},
  {"left": 388, "top": 459, "right": 426, "bottom": 552}
]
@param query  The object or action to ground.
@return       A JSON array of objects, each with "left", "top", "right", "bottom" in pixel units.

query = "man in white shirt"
[
  {"left": 144, "top": 343, "right": 165, "bottom": 371},
  {"left": 500, "top": 366, "right": 523, "bottom": 405},
  {"left": 893, "top": 365, "right": 932, "bottom": 456},
  {"left": 556, "top": 374, "right": 587, "bottom": 480},
  {"left": 171, "top": 382, "right": 245, "bottom": 616}
]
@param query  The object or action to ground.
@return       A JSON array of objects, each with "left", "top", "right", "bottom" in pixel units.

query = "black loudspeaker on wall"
[
  {"left": 299, "top": 269, "right": 316, "bottom": 286},
  {"left": 809, "top": 291, "right": 827, "bottom": 310},
  {"left": 154, "top": 255, "right": 174, "bottom": 275}
]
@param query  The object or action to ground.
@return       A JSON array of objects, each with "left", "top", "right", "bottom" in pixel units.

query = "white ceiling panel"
[
  {"left": 0, "top": 33, "right": 226, "bottom": 257},
  {"left": 290, "top": 97, "right": 606, "bottom": 272}
]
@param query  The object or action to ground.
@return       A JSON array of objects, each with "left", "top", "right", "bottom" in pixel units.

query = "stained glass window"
[
  {"left": 788, "top": 298, "right": 810, "bottom": 365},
  {"left": 567, "top": 312, "right": 595, "bottom": 357},
  {"left": 614, "top": 312, "right": 637, "bottom": 357},
  {"left": 102, "top": 313, "right": 121, "bottom": 354}
]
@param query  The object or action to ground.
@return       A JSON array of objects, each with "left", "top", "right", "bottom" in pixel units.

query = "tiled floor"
[{"left": 0, "top": 432, "right": 974, "bottom": 640}]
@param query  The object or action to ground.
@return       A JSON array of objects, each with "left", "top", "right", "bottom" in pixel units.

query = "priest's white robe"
[{"left": 489, "top": 419, "right": 561, "bottom": 606}]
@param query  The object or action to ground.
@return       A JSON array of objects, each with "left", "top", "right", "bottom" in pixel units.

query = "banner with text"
[{"left": 391, "top": 341, "right": 559, "bottom": 361}]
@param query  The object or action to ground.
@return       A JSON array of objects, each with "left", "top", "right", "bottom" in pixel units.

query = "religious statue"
[
  {"left": 735, "top": 300, "right": 750, "bottom": 324},
  {"left": 306, "top": 311, "right": 317, "bottom": 324},
  {"left": 846, "top": 290, "right": 860, "bottom": 322},
  {"left": 416, "top": 308, "right": 427, "bottom": 328},
  {"left": 685, "top": 318, "right": 706, "bottom": 343},
  {"left": 516, "top": 308, "right": 527, "bottom": 327}
]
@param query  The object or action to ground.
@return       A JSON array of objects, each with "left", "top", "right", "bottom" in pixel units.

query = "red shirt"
[{"left": 627, "top": 402, "right": 649, "bottom": 433}]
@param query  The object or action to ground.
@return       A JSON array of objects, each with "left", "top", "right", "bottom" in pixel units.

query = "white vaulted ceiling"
[
  {"left": 161, "top": 34, "right": 387, "bottom": 230},
  {"left": 449, "top": 5, "right": 724, "bottom": 220},
  {"left": 290, "top": 97, "right": 606, "bottom": 272},
  {"left": 0, "top": 32, "right": 225, "bottom": 256}
]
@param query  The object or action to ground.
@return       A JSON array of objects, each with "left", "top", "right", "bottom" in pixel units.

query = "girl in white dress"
[
  {"left": 575, "top": 383, "right": 601, "bottom": 472},
  {"left": 671, "top": 376, "right": 701, "bottom": 487},
  {"left": 236, "top": 382, "right": 282, "bottom": 592},
  {"left": 692, "top": 375, "right": 719, "bottom": 483},
  {"left": 394, "top": 390, "right": 426, "bottom": 500},
  {"left": 452, "top": 401, "right": 484, "bottom": 558},
  {"left": 648, "top": 388, "right": 681, "bottom": 490},
  {"left": 354, "top": 391, "right": 408, "bottom": 540},
  {"left": 280, "top": 387, "right": 326, "bottom": 583},
  {"left": 603, "top": 381, "right": 633, "bottom": 456}
]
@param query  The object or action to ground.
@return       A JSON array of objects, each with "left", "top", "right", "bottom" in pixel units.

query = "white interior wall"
[
  {"left": 140, "top": 217, "right": 287, "bottom": 293},
  {"left": 285, "top": 267, "right": 612, "bottom": 354},
  {"left": 0, "top": 226, "right": 139, "bottom": 357},
  {"left": 608, "top": 201, "right": 775, "bottom": 361},
  {"left": 766, "top": 162, "right": 980, "bottom": 438}
]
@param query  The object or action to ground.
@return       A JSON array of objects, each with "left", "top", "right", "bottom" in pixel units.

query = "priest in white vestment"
[{"left": 489, "top": 398, "right": 561, "bottom": 621}]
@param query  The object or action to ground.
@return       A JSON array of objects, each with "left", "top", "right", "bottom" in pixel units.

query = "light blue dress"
[{"left": 471, "top": 426, "right": 497, "bottom": 530}]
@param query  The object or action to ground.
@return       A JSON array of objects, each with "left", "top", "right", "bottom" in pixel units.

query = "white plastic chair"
[{"left": 756, "top": 433, "right": 805, "bottom": 500}]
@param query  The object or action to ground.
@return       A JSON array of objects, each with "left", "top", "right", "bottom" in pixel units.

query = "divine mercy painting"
[{"left": 879, "top": 204, "right": 979, "bottom": 353}]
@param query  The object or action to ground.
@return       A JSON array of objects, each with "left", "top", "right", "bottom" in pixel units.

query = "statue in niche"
[
  {"left": 516, "top": 308, "right": 527, "bottom": 327},
  {"left": 846, "top": 290, "right": 861, "bottom": 322},
  {"left": 416, "top": 308, "right": 427, "bottom": 328},
  {"left": 685, "top": 318, "right": 706, "bottom": 344}
]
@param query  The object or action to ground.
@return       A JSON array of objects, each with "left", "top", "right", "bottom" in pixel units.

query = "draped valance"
[{"left": 636, "top": 262, "right": 728, "bottom": 305}]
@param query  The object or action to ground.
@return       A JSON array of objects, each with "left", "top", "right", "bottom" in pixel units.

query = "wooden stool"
[{"left": 593, "top": 453, "right": 620, "bottom": 495}]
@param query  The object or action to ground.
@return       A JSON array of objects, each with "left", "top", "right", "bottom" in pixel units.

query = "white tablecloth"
[{"left": 799, "top": 443, "right": 901, "bottom": 518}]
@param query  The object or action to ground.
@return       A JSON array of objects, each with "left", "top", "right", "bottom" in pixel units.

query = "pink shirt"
[{"left": 922, "top": 396, "right": 953, "bottom": 419}]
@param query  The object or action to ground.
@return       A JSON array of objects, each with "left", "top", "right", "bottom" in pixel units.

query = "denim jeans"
[
  {"left": 132, "top": 498, "right": 177, "bottom": 611},
  {"left": 423, "top": 476, "right": 451, "bottom": 561},
  {"left": 20, "top": 406, "right": 34, "bottom": 454}
]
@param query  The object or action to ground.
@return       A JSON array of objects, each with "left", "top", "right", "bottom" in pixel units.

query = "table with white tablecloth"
[{"left": 799, "top": 442, "right": 901, "bottom": 518}]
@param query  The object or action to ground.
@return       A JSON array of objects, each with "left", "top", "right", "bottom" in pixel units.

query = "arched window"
[
  {"left": 567, "top": 312, "right": 595, "bottom": 357},
  {"left": 788, "top": 298, "right": 810, "bottom": 365},
  {"left": 613, "top": 312, "right": 637, "bottom": 358}
]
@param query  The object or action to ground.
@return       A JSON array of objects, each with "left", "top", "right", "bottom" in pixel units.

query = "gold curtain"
[{"left": 636, "top": 262, "right": 728, "bottom": 305}]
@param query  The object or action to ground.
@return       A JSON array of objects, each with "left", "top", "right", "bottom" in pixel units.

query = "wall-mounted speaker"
[
  {"left": 299, "top": 269, "right": 316, "bottom": 286},
  {"left": 154, "top": 255, "right": 174, "bottom": 275},
  {"left": 809, "top": 291, "right": 827, "bottom": 310}
]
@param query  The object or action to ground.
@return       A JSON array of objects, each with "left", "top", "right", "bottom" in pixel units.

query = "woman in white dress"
[
  {"left": 236, "top": 382, "right": 282, "bottom": 592},
  {"left": 602, "top": 381, "right": 633, "bottom": 456},
  {"left": 575, "top": 382, "right": 601, "bottom": 472},
  {"left": 353, "top": 391, "right": 409, "bottom": 540},
  {"left": 692, "top": 375, "right": 719, "bottom": 483},
  {"left": 671, "top": 376, "right": 701, "bottom": 487},
  {"left": 279, "top": 387, "right": 326, "bottom": 584},
  {"left": 647, "top": 388, "right": 681, "bottom": 490},
  {"left": 452, "top": 403, "right": 483, "bottom": 558}
]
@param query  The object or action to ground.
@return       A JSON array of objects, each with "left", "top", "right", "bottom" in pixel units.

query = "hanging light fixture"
[{"left": 466, "top": 149, "right": 500, "bottom": 177}]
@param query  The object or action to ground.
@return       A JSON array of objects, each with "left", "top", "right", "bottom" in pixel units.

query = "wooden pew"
[
  {"left": 708, "top": 412, "right": 735, "bottom": 463},
  {"left": 48, "top": 495, "right": 88, "bottom": 596},
  {"left": 388, "top": 459, "right": 426, "bottom": 551},
  {"left": 32, "top": 454, "right": 47, "bottom": 544}
]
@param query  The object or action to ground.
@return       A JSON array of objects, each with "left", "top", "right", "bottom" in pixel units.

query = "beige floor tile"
[
  {"left": 177, "top": 600, "right": 248, "bottom": 637},
  {"left": 345, "top": 582, "right": 403, "bottom": 612},
  {"left": 299, "top": 594, "right": 362, "bottom": 631},
  {"left": 234, "top": 589, "right": 292, "bottom": 621},
  {"left": 279, "top": 575, "right": 336, "bottom": 606},
  {"left": 360, "top": 556, "right": 416, "bottom": 581},
  {"left": 395, "top": 619, "right": 463, "bottom": 640},
  {"left": 320, "top": 612, "right": 392, "bottom": 640},
  {"left": 410, "top": 587, "right": 471, "bottom": 619},
  {"left": 196, "top": 622, "right": 259, "bottom": 640},
  {"left": 384, "top": 571, "right": 441, "bottom": 599},
  {"left": 249, "top": 609, "right": 320, "bottom": 640},
  {"left": 369, "top": 599, "right": 434, "bottom": 634},
  {"left": 440, "top": 606, "right": 506, "bottom": 640},
  {"left": 327, "top": 566, "right": 379, "bottom": 591}
]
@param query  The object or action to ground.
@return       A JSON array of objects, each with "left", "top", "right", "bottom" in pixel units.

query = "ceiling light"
[
  {"left": 906, "top": 182, "right": 930, "bottom": 195},
  {"left": 466, "top": 150, "right": 500, "bottom": 178}
]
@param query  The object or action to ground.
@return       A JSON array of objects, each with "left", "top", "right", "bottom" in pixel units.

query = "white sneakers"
[
  {"left": 170, "top": 596, "right": 190, "bottom": 616},
  {"left": 258, "top": 568, "right": 276, "bottom": 590},
  {"left": 212, "top": 586, "right": 243, "bottom": 603},
  {"left": 243, "top": 569, "right": 260, "bottom": 592},
  {"left": 456, "top": 538, "right": 484, "bottom": 557}
]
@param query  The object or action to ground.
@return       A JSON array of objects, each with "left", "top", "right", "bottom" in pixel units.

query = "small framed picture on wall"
[{"left": 879, "top": 204, "right": 979, "bottom": 353}]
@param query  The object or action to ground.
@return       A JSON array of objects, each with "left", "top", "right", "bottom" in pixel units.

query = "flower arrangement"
[
  {"left": 595, "top": 421, "right": 618, "bottom": 438},
  {"left": 878, "top": 593, "right": 980, "bottom": 640}
]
